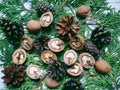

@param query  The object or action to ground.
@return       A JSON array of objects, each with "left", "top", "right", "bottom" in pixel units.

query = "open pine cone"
[
  {"left": 55, "top": 16, "right": 80, "bottom": 39},
  {"left": 33, "top": 35, "right": 50, "bottom": 53},
  {"left": 1, "top": 63, "right": 25, "bottom": 86}
]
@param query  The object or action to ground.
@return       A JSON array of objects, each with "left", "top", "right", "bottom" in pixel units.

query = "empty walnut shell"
[
  {"left": 41, "top": 50, "right": 58, "bottom": 64},
  {"left": 79, "top": 52, "right": 95, "bottom": 69},
  {"left": 26, "top": 64, "right": 41, "bottom": 79},
  {"left": 48, "top": 38, "right": 65, "bottom": 52},
  {"left": 69, "top": 35, "right": 84, "bottom": 51},
  {"left": 39, "top": 12, "right": 53, "bottom": 27},
  {"left": 12, "top": 49, "right": 26, "bottom": 65},
  {"left": 20, "top": 36, "right": 33, "bottom": 50},
  {"left": 76, "top": 5, "right": 91, "bottom": 17},
  {"left": 64, "top": 50, "right": 77, "bottom": 66},
  {"left": 67, "top": 63, "right": 83, "bottom": 76},
  {"left": 45, "top": 77, "right": 60, "bottom": 88}
]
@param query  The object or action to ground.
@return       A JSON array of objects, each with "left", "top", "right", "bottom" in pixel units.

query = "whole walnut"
[
  {"left": 76, "top": 5, "right": 91, "bottom": 17},
  {"left": 27, "top": 20, "right": 41, "bottom": 33},
  {"left": 95, "top": 59, "right": 111, "bottom": 74}
]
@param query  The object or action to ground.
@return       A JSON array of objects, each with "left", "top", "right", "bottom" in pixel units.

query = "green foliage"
[{"left": 0, "top": 0, "right": 120, "bottom": 90}]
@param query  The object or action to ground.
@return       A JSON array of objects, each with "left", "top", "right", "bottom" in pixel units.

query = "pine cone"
[
  {"left": 90, "top": 27, "right": 111, "bottom": 49},
  {"left": 1, "top": 63, "right": 25, "bottom": 86},
  {"left": 36, "top": 1, "right": 55, "bottom": 17},
  {"left": 84, "top": 40, "right": 101, "bottom": 59},
  {"left": 62, "top": 78, "right": 84, "bottom": 90},
  {"left": 55, "top": 16, "right": 80, "bottom": 40},
  {"left": 47, "top": 60, "right": 66, "bottom": 82},
  {"left": 0, "top": 18, "right": 24, "bottom": 46},
  {"left": 33, "top": 35, "right": 50, "bottom": 53}
]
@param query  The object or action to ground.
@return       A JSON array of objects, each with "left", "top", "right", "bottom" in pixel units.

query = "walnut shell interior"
[
  {"left": 69, "top": 35, "right": 84, "bottom": 51},
  {"left": 39, "top": 12, "right": 53, "bottom": 27},
  {"left": 67, "top": 63, "right": 83, "bottom": 76},
  {"left": 79, "top": 52, "right": 95, "bottom": 69},
  {"left": 48, "top": 38, "right": 65, "bottom": 52},
  {"left": 26, "top": 64, "right": 41, "bottom": 79},
  {"left": 12, "top": 49, "right": 26, "bottom": 65},
  {"left": 21, "top": 36, "right": 33, "bottom": 50},
  {"left": 41, "top": 50, "right": 58, "bottom": 64},
  {"left": 64, "top": 50, "right": 77, "bottom": 66}
]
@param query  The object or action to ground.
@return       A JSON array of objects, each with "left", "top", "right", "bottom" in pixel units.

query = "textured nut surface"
[
  {"left": 21, "top": 36, "right": 33, "bottom": 50},
  {"left": 64, "top": 50, "right": 77, "bottom": 66},
  {"left": 48, "top": 38, "right": 65, "bottom": 52},
  {"left": 76, "top": 5, "right": 91, "bottom": 17},
  {"left": 27, "top": 20, "right": 41, "bottom": 32},
  {"left": 12, "top": 49, "right": 26, "bottom": 65},
  {"left": 41, "top": 50, "right": 57, "bottom": 64},
  {"left": 45, "top": 77, "right": 60, "bottom": 88},
  {"left": 70, "top": 35, "right": 84, "bottom": 50},
  {"left": 67, "top": 63, "right": 83, "bottom": 76},
  {"left": 95, "top": 59, "right": 111, "bottom": 73},
  {"left": 40, "top": 12, "right": 53, "bottom": 27},
  {"left": 79, "top": 52, "right": 95, "bottom": 69},
  {"left": 27, "top": 64, "right": 41, "bottom": 79}
]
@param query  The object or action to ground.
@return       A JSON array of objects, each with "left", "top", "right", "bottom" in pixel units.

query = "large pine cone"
[
  {"left": 84, "top": 40, "right": 102, "bottom": 59},
  {"left": 47, "top": 60, "right": 66, "bottom": 82},
  {"left": 55, "top": 16, "right": 80, "bottom": 39},
  {"left": 33, "top": 35, "right": 50, "bottom": 53},
  {"left": 1, "top": 63, "right": 25, "bottom": 86},
  {"left": 36, "top": 1, "right": 55, "bottom": 17},
  {"left": 90, "top": 27, "right": 111, "bottom": 49},
  {"left": 0, "top": 18, "right": 24, "bottom": 46},
  {"left": 62, "top": 78, "right": 84, "bottom": 90}
]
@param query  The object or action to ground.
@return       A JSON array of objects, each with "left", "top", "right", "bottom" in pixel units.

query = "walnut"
[
  {"left": 27, "top": 20, "right": 41, "bottom": 33},
  {"left": 20, "top": 36, "right": 33, "bottom": 50},
  {"left": 39, "top": 12, "right": 53, "bottom": 27},
  {"left": 76, "top": 5, "right": 91, "bottom": 17},
  {"left": 12, "top": 49, "right": 26, "bottom": 65},
  {"left": 95, "top": 59, "right": 111, "bottom": 73},
  {"left": 64, "top": 50, "right": 77, "bottom": 66}
]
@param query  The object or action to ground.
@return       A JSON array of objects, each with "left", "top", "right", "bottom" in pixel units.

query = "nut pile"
[{"left": 0, "top": 1, "right": 112, "bottom": 90}]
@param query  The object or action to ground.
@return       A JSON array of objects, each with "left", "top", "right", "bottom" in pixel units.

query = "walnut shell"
[
  {"left": 41, "top": 50, "right": 58, "bottom": 64},
  {"left": 48, "top": 38, "right": 65, "bottom": 52},
  {"left": 20, "top": 36, "right": 33, "bottom": 50},
  {"left": 79, "top": 52, "right": 95, "bottom": 69},
  {"left": 64, "top": 50, "right": 77, "bottom": 66},
  {"left": 26, "top": 64, "right": 41, "bottom": 79},
  {"left": 12, "top": 49, "right": 26, "bottom": 65},
  {"left": 39, "top": 12, "right": 53, "bottom": 27},
  {"left": 76, "top": 5, "right": 91, "bottom": 17},
  {"left": 27, "top": 20, "right": 41, "bottom": 33},
  {"left": 69, "top": 35, "right": 84, "bottom": 51},
  {"left": 67, "top": 63, "right": 83, "bottom": 76},
  {"left": 95, "top": 59, "right": 111, "bottom": 73},
  {"left": 45, "top": 77, "right": 60, "bottom": 88}
]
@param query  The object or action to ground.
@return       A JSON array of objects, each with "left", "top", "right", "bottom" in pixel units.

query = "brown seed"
[
  {"left": 45, "top": 77, "right": 60, "bottom": 88},
  {"left": 12, "top": 49, "right": 26, "bottom": 65},
  {"left": 67, "top": 63, "right": 83, "bottom": 76},
  {"left": 20, "top": 36, "right": 33, "bottom": 50},
  {"left": 64, "top": 50, "right": 77, "bottom": 66},
  {"left": 48, "top": 38, "right": 65, "bottom": 52},
  {"left": 39, "top": 12, "right": 53, "bottom": 27},
  {"left": 69, "top": 35, "right": 84, "bottom": 51},
  {"left": 27, "top": 20, "right": 41, "bottom": 33},
  {"left": 95, "top": 59, "right": 111, "bottom": 73},
  {"left": 79, "top": 52, "right": 95, "bottom": 69},
  {"left": 26, "top": 64, "right": 41, "bottom": 79},
  {"left": 41, "top": 50, "right": 58, "bottom": 64},
  {"left": 76, "top": 5, "right": 91, "bottom": 17}
]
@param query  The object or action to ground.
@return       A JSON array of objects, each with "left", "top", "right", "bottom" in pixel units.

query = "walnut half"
[{"left": 12, "top": 49, "right": 26, "bottom": 65}]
